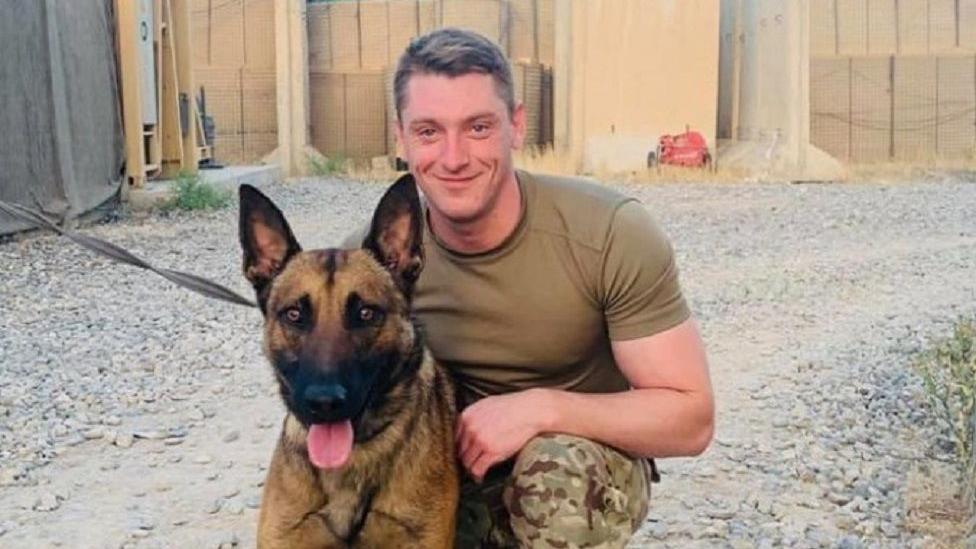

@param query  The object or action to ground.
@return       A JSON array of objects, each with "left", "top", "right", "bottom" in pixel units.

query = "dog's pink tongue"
[{"left": 307, "top": 421, "right": 354, "bottom": 470}]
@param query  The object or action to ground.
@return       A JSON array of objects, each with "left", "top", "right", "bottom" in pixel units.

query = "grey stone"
[{"left": 33, "top": 493, "right": 60, "bottom": 512}]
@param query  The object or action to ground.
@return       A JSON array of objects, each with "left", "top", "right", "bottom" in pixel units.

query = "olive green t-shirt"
[{"left": 347, "top": 170, "right": 689, "bottom": 405}]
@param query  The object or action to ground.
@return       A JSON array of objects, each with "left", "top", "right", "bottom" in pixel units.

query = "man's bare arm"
[
  {"left": 456, "top": 318, "right": 714, "bottom": 480},
  {"left": 537, "top": 317, "right": 714, "bottom": 457}
]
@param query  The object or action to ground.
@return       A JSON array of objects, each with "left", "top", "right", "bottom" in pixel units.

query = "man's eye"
[
  {"left": 417, "top": 128, "right": 437, "bottom": 139},
  {"left": 472, "top": 123, "right": 490, "bottom": 133}
]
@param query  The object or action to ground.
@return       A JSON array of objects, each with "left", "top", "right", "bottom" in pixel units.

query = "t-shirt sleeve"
[{"left": 600, "top": 200, "right": 690, "bottom": 341}]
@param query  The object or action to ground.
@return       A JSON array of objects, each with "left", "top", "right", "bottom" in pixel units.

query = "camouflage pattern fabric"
[{"left": 455, "top": 434, "right": 651, "bottom": 549}]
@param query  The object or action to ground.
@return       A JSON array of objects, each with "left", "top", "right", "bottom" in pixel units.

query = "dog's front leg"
[{"left": 258, "top": 443, "right": 345, "bottom": 549}]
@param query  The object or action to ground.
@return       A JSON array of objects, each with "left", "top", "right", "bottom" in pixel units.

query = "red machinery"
[{"left": 647, "top": 128, "right": 711, "bottom": 168}]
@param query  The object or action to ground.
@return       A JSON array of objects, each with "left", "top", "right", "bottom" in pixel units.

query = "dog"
[{"left": 238, "top": 175, "right": 458, "bottom": 548}]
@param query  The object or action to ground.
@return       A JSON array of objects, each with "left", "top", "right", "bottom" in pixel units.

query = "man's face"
[{"left": 395, "top": 72, "right": 526, "bottom": 225}]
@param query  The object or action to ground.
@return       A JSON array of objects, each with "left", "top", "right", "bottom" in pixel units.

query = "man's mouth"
[{"left": 435, "top": 174, "right": 479, "bottom": 184}]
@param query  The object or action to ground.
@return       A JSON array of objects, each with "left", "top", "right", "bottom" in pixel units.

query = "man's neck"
[{"left": 428, "top": 172, "right": 523, "bottom": 254}]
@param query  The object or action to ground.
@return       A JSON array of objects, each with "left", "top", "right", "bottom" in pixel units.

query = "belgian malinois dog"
[{"left": 238, "top": 176, "right": 458, "bottom": 548}]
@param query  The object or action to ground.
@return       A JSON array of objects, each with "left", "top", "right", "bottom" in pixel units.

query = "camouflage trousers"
[{"left": 455, "top": 434, "right": 652, "bottom": 549}]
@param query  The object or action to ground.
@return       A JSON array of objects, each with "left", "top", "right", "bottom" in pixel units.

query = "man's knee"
[{"left": 503, "top": 434, "right": 647, "bottom": 548}]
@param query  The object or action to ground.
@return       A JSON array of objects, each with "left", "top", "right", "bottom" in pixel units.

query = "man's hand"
[{"left": 455, "top": 388, "right": 555, "bottom": 482}]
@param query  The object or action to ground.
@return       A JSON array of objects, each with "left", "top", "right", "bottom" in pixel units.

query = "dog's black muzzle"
[{"left": 278, "top": 357, "right": 384, "bottom": 427}]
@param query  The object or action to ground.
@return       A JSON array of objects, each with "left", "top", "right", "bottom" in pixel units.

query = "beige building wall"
[{"left": 556, "top": 0, "right": 720, "bottom": 173}]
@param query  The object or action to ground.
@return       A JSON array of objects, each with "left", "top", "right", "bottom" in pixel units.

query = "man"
[{"left": 350, "top": 28, "right": 714, "bottom": 548}]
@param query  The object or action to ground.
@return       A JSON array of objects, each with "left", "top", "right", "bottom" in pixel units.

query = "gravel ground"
[{"left": 0, "top": 175, "right": 974, "bottom": 548}]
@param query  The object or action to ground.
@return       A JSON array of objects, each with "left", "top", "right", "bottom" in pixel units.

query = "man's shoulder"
[{"left": 522, "top": 170, "right": 636, "bottom": 252}]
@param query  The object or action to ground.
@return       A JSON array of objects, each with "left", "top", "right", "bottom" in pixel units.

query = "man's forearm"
[{"left": 531, "top": 387, "right": 714, "bottom": 458}]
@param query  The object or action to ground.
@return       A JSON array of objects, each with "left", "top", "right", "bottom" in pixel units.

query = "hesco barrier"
[
  {"left": 809, "top": 0, "right": 976, "bottom": 162},
  {"left": 191, "top": 0, "right": 555, "bottom": 164}
]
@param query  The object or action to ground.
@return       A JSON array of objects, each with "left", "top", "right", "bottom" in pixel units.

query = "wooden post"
[
  {"left": 272, "top": 0, "right": 321, "bottom": 177},
  {"left": 115, "top": 0, "right": 147, "bottom": 187},
  {"left": 149, "top": 0, "right": 163, "bottom": 172},
  {"left": 160, "top": 0, "right": 185, "bottom": 177},
  {"left": 173, "top": 0, "right": 200, "bottom": 173}
]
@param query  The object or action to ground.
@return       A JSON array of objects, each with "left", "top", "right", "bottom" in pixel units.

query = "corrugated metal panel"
[
  {"left": 541, "top": 66, "right": 553, "bottom": 145},
  {"left": 513, "top": 62, "right": 543, "bottom": 145},
  {"left": 385, "top": 67, "right": 398, "bottom": 157}
]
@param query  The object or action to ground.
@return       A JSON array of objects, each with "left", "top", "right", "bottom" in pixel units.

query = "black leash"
[{"left": 0, "top": 199, "right": 257, "bottom": 309}]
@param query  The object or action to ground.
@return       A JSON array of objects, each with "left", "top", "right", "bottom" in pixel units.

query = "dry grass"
[
  {"left": 847, "top": 156, "right": 976, "bottom": 183},
  {"left": 903, "top": 464, "right": 971, "bottom": 547}
]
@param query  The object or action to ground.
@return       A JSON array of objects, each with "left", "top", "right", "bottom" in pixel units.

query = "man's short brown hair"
[{"left": 393, "top": 28, "right": 515, "bottom": 121}]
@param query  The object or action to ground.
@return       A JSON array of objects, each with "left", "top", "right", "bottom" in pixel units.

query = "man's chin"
[{"left": 435, "top": 205, "right": 487, "bottom": 226}]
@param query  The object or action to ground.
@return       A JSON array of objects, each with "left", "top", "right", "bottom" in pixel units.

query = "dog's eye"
[
  {"left": 279, "top": 305, "right": 308, "bottom": 329},
  {"left": 285, "top": 307, "right": 302, "bottom": 323},
  {"left": 355, "top": 305, "right": 385, "bottom": 327}
]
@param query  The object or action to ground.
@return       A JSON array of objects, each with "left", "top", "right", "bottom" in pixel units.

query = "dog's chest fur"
[{"left": 313, "top": 471, "right": 381, "bottom": 542}]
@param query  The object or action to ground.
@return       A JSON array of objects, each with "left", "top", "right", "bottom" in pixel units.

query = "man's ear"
[
  {"left": 511, "top": 102, "right": 527, "bottom": 150},
  {"left": 239, "top": 184, "right": 302, "bottom": 312},
  {"left": 363, "top": 174, "right": 424, "bottom": 297}
]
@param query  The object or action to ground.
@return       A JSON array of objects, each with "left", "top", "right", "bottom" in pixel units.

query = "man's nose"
[{"left": 440, "top": 132, "right": 469, "bottom": 171}]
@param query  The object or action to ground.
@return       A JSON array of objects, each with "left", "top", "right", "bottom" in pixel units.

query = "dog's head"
[{"left": 238, "top": 175, "right": 424, "bottom": 469}]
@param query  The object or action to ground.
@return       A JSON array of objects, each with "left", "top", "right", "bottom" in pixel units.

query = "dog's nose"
[{"left": 304, "top": 384, "right": 347, "bottom": 414}]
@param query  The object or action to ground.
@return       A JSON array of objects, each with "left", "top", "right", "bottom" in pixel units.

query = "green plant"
[
  {"left": 916, "top": 317, "right": 976, "bottom": 508},
  {"left": 307, "top": 153, "right": 349, "bottom": 176},
  {"left": 163, "top": 171, "right": 232, "bottom": 211}
]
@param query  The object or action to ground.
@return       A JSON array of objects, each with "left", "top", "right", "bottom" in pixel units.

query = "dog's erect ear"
[
  {"left": 363, "top": 174, "right": 424, "bottom": 297},
  {"left": 239, "top": 184, "right": 302, "bottom": 312}
]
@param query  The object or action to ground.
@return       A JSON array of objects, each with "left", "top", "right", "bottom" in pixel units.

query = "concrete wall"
[{"left": 555, "top": 0, "right": 720, "bottom": 173}]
